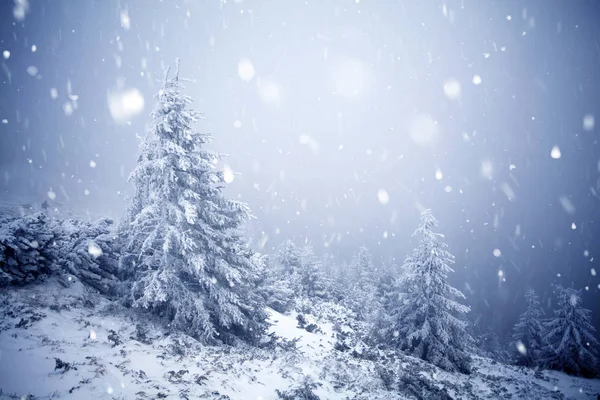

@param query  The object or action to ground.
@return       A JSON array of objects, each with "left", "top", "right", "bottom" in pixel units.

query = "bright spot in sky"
[
  {"left": 583, "top": 114, "right": 595, "bottom": 131},
  {"left": 233, "top": 120, "right": 242, "bottom": 129},
  {"left": 50, "top": 88, "right": 58, "bottom": 99},
  {"left": 90, "top": 160, "right": 97, "bottom": 168},
  {"left": 472, "top": 75, "right": 482, "bottom": 85},
  {"left": 435, "top": 168, "right": 443, "bottom": 180},
  {"left": 89, "top": 329, "right": 97, "bottom": 340},
  {"left": 481, "top": 160, "right": 493, "bottom": 179},
  {"left": 516, "top": 341, "right": 527, "bottom": 355},
  {"left": 408, "top": 114, "right": 439, "bottom": 147},
  {"left": 444, "top": 185, "right": 453, "bottom": 193},
  {"left": 107, "top": 386, "right": 114, "bottom": 395},
  {"left": 591, "top": 268, "right": 596, "bottom": 276},
  {"left": 107, "top": 88, "right": 145, "bottom": 123},
  {"left": 223, "top": 165, "right": 235, "bottom": 183},
  {"left": 26, "top": 65, "right": 38, "bottom": 76},
  {"left": 2, "top": 50, "right": 9, "bottom": 59},
  {"left": 13, "top": 0, "right": 29, "bottom": 21},
  {"left": 257, "top": 78, "right": 282, "bottom": 107},
  {"left": 377, "top": 189, "right": 389, "bottom": 205},
  {"left": 237, "top": 58, "right": 255, "bottom": 81},
  {"left": 550, "top": 145, "right": 561, "bottom": 159},
  {"left": 299, "top": 135, "right": 320, "bottom": 154},
  {"left": 571, "top": 222, "right": 577, "bottom": 230},
  {"left": 47, "top": 190, "right": 56, "bottom": 200},
  {"left": 31, "top": 44, "right": 36, "bottom": 52},
  {"left": 63, "top": 102, "right": 74, "bottom": 116},
  {"left": 88, "top": 242, "right": 103, "bottom": 258},
  {"left": 331, "top": 57, "right": 372, "bottom": 99},
  {"left": 558, "top": 195, "right": 576, "bottom": 214},
  {"left": 443, "top": 78, "right": 461, "bottom": 100},
  {"left": 120, "top": 10, "right": 131, "bottom": 30},
  {"left": 498, "top": 269, "right": 504, "bottom": 277},
  {"left": 493, "top": 248, "right": 502, "bottom": 257}
]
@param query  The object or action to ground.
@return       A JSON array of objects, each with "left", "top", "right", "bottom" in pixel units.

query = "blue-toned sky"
[{"left": 1, "top": 0, "right": 599, "bottom": 337}]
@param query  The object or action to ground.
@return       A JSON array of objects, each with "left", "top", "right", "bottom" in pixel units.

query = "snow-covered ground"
[{"left": 0, "top": 280, "right": 599, "bottom": 399}]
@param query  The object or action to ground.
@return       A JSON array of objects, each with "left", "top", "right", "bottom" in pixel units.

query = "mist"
[{"left": 1, "top": 0, "right": 599, "bottom": 343}]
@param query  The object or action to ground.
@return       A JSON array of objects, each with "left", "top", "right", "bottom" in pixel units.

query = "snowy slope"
[{"left": 0, "top": 280, "right": 599, "bottom": 400}]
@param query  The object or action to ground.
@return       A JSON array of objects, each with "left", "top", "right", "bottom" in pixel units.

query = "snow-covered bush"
[
  {"left": 0, "top": 212, "right": 119, "bottom": 294},
  {"left": 56, "top": 217, "right": 120, "bottom": 295},
  {"left": 118, "top": 62, "right": 267, "bottom": 344},
  {"left": 0, "top": 212, "right": 59, "bottom": 286}
]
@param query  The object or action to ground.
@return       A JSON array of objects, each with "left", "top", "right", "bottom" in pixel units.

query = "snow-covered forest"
[{"left": 1, "top": 1, "right": 600, "bottom": 399}]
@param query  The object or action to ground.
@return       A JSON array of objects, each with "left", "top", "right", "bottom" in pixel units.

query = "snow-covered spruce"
[
  {"left": 346, "top": 246, "right": 379, "bottom": 320},
  {"left": 541, "top": 285, "right": 599, "bottom": 377},
  {"left": 254, "top": 252, "right": 295, "bottom": 313},
  {"left": 118, "top": 61, "right": 267, "bottom": 344},
  {"left": 511, "top": 288, "right": 545, "bottom": 367},
  {"left": 377, "top": 209, "right": 472, "bottom": 373},
  {"left": 296, "top": 244, "right": 332, "bottom": 301},
  {"left": 0, "top": 212, "right": 119, "bottom": 294}
]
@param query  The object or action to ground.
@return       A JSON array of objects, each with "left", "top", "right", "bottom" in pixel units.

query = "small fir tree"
[
  {"left": 542, "top": 285, "right": 599, "bottom": 377},
  {"left": 384, "top": 209, "right": 472, "bottom": 373},
  {"left": 511, "top": 288, "right": 545, "bottom": 367}
]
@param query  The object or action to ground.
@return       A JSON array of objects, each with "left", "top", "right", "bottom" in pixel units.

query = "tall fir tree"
[
  {"left": 511, "top": 288, "right": 545, "bottom": 367},
  {"left": 383, "top": 209, "right": 472, "bottom": 373},
  {"left": 542, "top": 285, "right": 599, "bottom": 377},
  {"left": 119, "top": 61, "right": 267, "bottom": 344}
]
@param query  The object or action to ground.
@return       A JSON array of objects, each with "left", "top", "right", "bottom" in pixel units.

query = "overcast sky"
[{"left": 1, "top": 0, "right": 599, "bottom": 337}]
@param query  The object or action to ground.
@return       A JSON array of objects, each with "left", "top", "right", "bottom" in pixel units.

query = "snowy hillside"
[{"left": 1, "top": 280, "right": 599, "bottom": 400}]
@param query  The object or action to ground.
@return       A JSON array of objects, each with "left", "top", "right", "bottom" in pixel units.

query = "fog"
[{"left": 1, "top": 0, "right": 599, "bottom": 339}]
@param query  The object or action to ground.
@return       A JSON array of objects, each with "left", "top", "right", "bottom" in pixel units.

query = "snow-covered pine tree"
[
  {"left": 297, "top": 244, "right": 330, "bottom": 300},
  {"left": 276, "top": 239, "right": 302, "bottom": 276},
  {"left": 119, "top": 61, "right": 267, "bottom": 344},
  {"left": 542, "top": 285, "right": 599, "bottom": 377},
  {"left": 347, "top": 246, "right": 379, "bottom": 319},
  {"left": 511, "top": 288, "right": 545, "bottom": 367},
  {"left": 255, "top": 253, "right": 295, "bottom": 313},
  {"left": 385, "top": 209, "right": 472, "bottom": 373}
]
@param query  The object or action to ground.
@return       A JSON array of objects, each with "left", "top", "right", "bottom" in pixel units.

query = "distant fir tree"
[
  {"left": 254, "top": 253, "right": 295, "bottom": 313},
  {"left": 542, "top": 285, "right": 599, "bottom": 377},
  {"left": 119, "top": 61, "right": 267, "bottom": 344},
  {"left": 347, "top": 246, "right": 379, "bottom": 319},
  {"left": 511, "top": 288, "right": 545, "bottom": 367},
  {"left": 297, "top": 245, "right": 331, "bottom": 300},
  {"left": 383, "top": 209, "right": 472, "bottom": 373},
  {"left": 276, "top": 239, "right": 302, "bottom": 276}
]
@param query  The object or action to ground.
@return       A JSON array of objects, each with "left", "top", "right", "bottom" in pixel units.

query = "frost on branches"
[
  {"left": 542, "top": 285, "right": 599, "bottom": 377},
  {"left": 383, "top": 209, "right": 472, "bottom": 373},
  {"left": 511, "top": 288, "right": 545, "bottom": 367},
  {"left": 119, "top": 62, "right": 267, "bottom": 344}
]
